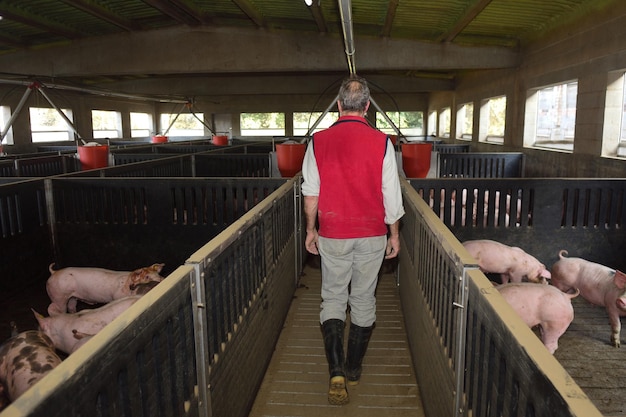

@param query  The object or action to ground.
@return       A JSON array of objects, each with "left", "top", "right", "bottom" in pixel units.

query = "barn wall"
[{"left": 438, "top": 1, "right": 626, "bottom": 177}]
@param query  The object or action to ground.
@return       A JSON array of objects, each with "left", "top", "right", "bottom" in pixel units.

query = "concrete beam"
[
  {"left": 82, "top": 72, "right": 455, "bottom": 96},
  {"left": 0, "top": 26, "right": 520, "bottom": 77}
]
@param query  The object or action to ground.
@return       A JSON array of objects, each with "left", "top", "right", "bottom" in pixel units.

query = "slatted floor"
[
  {"left": 554, "top": 296, "right": 626, "bottom": 417},
  {"left": 249, "top": 265, "right": 426, "bottom": 417}
]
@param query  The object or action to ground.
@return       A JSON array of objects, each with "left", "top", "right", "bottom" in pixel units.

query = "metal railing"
[{"left": 398, "top": 179, "right": 602, "bottom": 417}]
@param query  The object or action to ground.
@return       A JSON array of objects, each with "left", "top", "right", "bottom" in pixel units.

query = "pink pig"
[
  {"left": 497, "top": 283, "right": 579, "bottom": 354},
  {"left": 551, "top": 250, "right": 626, "bottom": 348},
  {"left": 34, "top": 295, "right": 147, "bottom": 354},
  {"left": 463, "top": 239, "right": 551, "bottom": 284},
  {"left": 46, "top": 262, "right": 165, "bottom": 315},
  {"left": 0, "top": 331, "right": 62, "bottom": 404}
]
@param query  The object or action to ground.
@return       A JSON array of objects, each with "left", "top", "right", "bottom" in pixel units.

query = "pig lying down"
[
  {"left": 34, "top": 295, "right": 144, "bottom": 355},
  {"left": 463, "top": 239, "right": 551, "bottom": 284},
  {"left": 36, "top": 280, "right": 158, "bottom": 354},
  {"left": 0, "top": 330, "right": 62, "bottom": 405},
  {"left": 46, "top": 263, "right": 165, "bottom": 315},
  {"left": 497, "top": 283, "right": 579, "bottom": 354},
  {"left": 551, "top": 250, "right": 626, "bottom": 348}
]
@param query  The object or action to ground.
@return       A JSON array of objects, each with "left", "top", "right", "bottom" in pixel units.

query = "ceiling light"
[{"left": 304, "top": 0, "right": 312, "bottom": 5}]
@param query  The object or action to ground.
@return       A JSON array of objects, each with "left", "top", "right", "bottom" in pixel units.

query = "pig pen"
[
  {"left": 0, "top": 170, "right": 601, "bottom": 417},
  {"left": 0, "top": 173, "right": 288, "bottom": 332},
  {"left": 410, "top": 177, "right": 626, "bottom": 416},
  {"left": 0, "top": 174, "right": 298, "bottom": 417}
]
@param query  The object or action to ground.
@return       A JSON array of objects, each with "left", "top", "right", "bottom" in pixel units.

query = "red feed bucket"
[
  {"left": 152, "top": 135, "right": 168, "bottom": 143},
  {"left": 276, "top": 143, "right": 306, "bottom": 177},
  {"left": 78, "top": 144, "right": 109, "bottom": 171},
  {"left": 401, "top": 142, "right": 432, "bottom": 178},
  {"left": 212, "top": 135, "right": 228, "bottom": 146}
]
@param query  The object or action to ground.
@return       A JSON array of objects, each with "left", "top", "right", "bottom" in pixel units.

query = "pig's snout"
[{"left": 616, "top": 297, "right": 626, "bottom": 312}]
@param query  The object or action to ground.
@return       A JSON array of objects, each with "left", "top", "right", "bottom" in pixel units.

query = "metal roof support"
[
  {"left": 0, "top": 78, "right": 188, "bottom": 104},
  {"left": 0, "top": 83, "right": 34, "bottom": 144},
  {"left": 37, "top": 84, "right": 86, "bottom": 144}
]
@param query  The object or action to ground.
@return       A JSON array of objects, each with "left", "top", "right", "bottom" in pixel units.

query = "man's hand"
[
  {"left": 305, "top": 229, "right": 319, "bottom": 255},
  {"left": 385, "top": 234, "right": 400, "bottom": 259}
]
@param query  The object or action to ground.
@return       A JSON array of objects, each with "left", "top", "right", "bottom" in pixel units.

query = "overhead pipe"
[
  {"left": 336, "top": 0, "right": 401, "bottom": 137},
  {"left": 338, "top": 0, "right": 356, "bottom": 75}
]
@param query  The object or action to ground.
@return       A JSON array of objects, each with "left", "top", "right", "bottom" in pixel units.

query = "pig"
[
  {"left": 462, "top": 239, "right": 551, "bottom": 284},
  {"left": 34, "top": 296, "right": 144, "bottom": 354},
  {"left": 550, "top": 250, "right": 626, "bottom": 348},
  {"left": 497, "top": 283, "right": 579, "bottom": 354},
  {"left": 46, "top": 262, "right": 165, "bottom": 315},
  {"left": 35, "top": 280, "right": 158, "bottom": 354},
  {"left": 0, "top": 331, "right": 62, "bottom": 404}
]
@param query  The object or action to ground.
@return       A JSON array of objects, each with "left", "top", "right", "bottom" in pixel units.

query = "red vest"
[{"left": 312, "top": 116, "right": 388, "bottom": 239}]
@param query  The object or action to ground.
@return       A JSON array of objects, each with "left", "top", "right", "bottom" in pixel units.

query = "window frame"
[
  {"left": 524, "top": 80, "right": 578, "bottom": 152},
  {"left": 92, "top": 109, "right": 122, "bottom": 139},
  {"left": 130, "top": 112, "right": 154, "bottom": 138},
  {"left": 479, "top": 95, "right": 506, "bottom": 144},
  {"left": 160, "top": 112, "right": 205, "bottom": 136},
  {"left": 240, "top": 112, "right": 286, "bottom": 137},
  {"left": 29, "top": 107, "right": 75, "bottom": 143}
]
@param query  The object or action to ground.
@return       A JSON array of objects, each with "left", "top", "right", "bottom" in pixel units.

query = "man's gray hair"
[{"left": 338, "top": 75, "right": 370, "bottom": 112}]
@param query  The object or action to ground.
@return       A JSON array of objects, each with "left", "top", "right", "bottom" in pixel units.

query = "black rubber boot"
[
  {"left": 345, "top": 322, "right": 374, "bottom": 386},
  {"left": 322, "top": 319, "right": 349, "bottom": 405}
]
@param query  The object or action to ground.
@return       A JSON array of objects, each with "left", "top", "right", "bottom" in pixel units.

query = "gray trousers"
[{"left": 318, "top": 235, "right": 387, "bottom": 327}]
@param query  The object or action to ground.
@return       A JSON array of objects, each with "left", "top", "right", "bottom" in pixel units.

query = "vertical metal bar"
[
  {"left": 454, "top": 268, "right": 472, "bottom": 417},
  {"left": 294, "top": 178, "right": 302, "bottom": 286},
  {"left": 44, "top": 178, "right": 61, "bottom": 262},
  {"left": 189, "top": 263, "right": 212, "bottom": 417}
]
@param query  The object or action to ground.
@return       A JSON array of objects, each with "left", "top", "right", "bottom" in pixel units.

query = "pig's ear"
[
  {"left": 614, "top": 270, "right": 626, "bottom": 289},
  {"left": 31, "top": 308, "right": 45, "bottom": 328},
  {"left": 151, "top": 263, "right": 164, "bottom": 273},
  {"left": 129, "top": 270, "right": 143, "bottom": 284}
]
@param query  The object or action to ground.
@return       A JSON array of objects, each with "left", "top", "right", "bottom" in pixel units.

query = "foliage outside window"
[
  {"left": 294, "top": 112, "right": 338, "bottom": 135},
  {"left": 130, "top": 112, "right": 153, "bottom": 138},
  {"left": 376, "top": 111, "right": 424, "bottom": 136},
  {"left": 240, "top": 113, "right": 285, "bottom": 136},
  {"left": 30, "top": 107, "right": 74, "bottom": 142},
  {"left": 524, "top": 82, "right": 577, "bottom": 151},
  {"left": 602, "top": 71, "right": 626, "bottom": 158},
  {"left": 0, "top": 106, "right": 13, "bottom": 144},
  {"left": 160, "top": 113, "right": 204, "bottom": 136},
  {"left": 438, "top": 108, "right": 451, "bottom": 138},
  {"left": 92, "top": 110, "right": 121, "bottom": 139},
  {"left": 456, "top": 103, "right": 473, "bottom": 141},
  {"left": 479, "top": 96, "right": 506, "bottom": 144}
]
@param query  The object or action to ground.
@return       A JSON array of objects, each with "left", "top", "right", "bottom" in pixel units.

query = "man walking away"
[{"left": 301, "top": 75, "right": 405, "bottom": 405}]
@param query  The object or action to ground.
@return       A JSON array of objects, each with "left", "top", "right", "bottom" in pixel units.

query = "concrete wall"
[{"left": 431, "top": 1, "right": 626, "bottom": 177}]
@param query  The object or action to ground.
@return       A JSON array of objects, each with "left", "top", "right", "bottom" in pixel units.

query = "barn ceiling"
[{"left": 0, "top": 0, "right": 620, "bottom": 96}]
